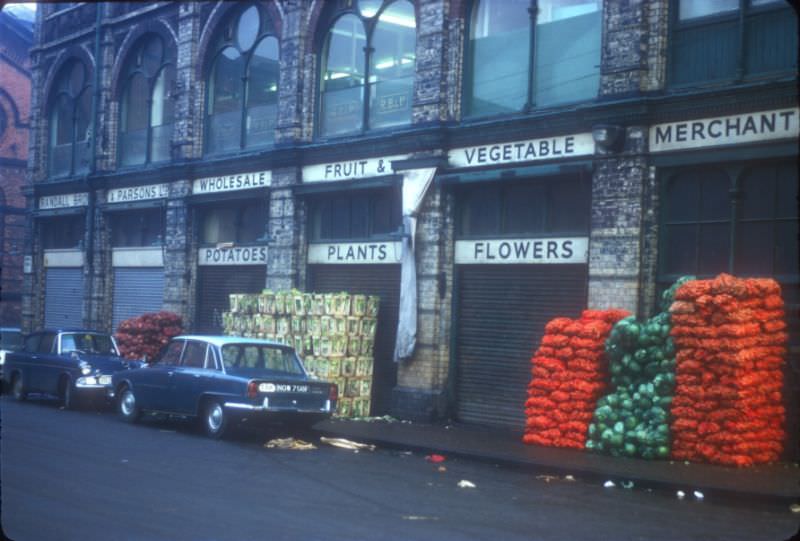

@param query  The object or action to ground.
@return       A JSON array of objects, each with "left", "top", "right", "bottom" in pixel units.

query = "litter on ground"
[
  {"left": 425, "top": 454, "right": 446, "bottom": 463},
  {"left": 264, "top": 438, "right": 317, "bottom": 451},
  {"left": 457, "top": 480, "right": 476, "bottom": 489},
  {"left": 319, "top": 436, "right": 376, "bottom": 451}
]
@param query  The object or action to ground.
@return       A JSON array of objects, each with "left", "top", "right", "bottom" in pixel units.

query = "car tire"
[
  {"left": 59, "top": 376, "right": 78, "bottom": 410},
  {"left": 11, "top": 373, "right": 26, "bottom": 402},
  {"left": 118, "top": 386, "right": 142, "bottom": 423},
  {"left": 203, "top": 400, "right": 229, "bottom": 439}
]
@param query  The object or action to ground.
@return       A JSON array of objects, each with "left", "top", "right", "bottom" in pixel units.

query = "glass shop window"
[
  {"left": 309, "top": 189, "right": 401, "bottom": 241},
  {"left": 110, "top": 209, "right": 164, "bottom": 247},
  {"left": 200, "top": 200, "right": 267, "bottom": 245},
  {"left": 42, "top": 215, "right": 84, "bottom": 249}
]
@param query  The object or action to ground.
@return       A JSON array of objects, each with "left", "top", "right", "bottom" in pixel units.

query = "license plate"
[
  {"left": 99, "top": 375, "right": 112, "bottom": 385},
  {"left": 275, "top": 384, "right": 309, "bottom": 393}
]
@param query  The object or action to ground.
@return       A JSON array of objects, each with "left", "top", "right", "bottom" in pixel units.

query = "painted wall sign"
[
  {"left": 38, "top": 192, "right": 89, "bottom": 210},
  {"left": 650, "top": 108, "right": 800, "bottom": 152},
  {"left": 197, "top": 246, "right": 267, "bottom": 266},
  {"left": 112, "top": 247, "right": 164, "bottom": 267},
  {"left": 302, "top": 154, "right": 408, "bottom": 183},
  {"left": 449, "top": 133, "right": 594, "bottom": 169},
  {"left": 192, "top": 170, "right": 271, "bottom": 195},
  {"left": 107, "top": 183, "right": 169, "bottom": 204},
  {"left": 308, "top": 242, "right": 402, "bottom": 264},
  {"left": 455, "top": 237, "right": 588, "bottom": 265},
  {"left": 43, "top": 249, "right": 84, "bottom": 268}
]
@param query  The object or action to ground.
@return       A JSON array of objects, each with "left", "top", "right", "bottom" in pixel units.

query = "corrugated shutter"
[
  {"left": 45, "top": 268, "right": 84, "bottom": 329},
  {"left": 112, "top": 268, "right": 165, "bottom": 331},
  {"left": 309, "top": 264, "right": 401, "bottom": 415},
  {"left": 455, "top": 264, "right": 587, "bottom": 429},
  {"left": 196, "top": 266, "right": 266, "bottom": 334}
]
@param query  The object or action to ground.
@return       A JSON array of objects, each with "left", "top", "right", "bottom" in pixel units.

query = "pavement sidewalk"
[{"left": 316, "top": 418, "right": 800, "bottom": 507}]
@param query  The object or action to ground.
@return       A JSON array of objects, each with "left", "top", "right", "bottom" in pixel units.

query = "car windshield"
[
  {"left": 61, "top": 333, "right": 119, "bottom": 356},
  {"left": 0, "top": 330, "right": 22, "bottom": 351},
  {"left": 220, "top": 344, "right": 304, "bottom": 377}
]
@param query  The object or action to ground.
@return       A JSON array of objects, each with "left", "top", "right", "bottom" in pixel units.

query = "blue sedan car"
[
  {"left": 112, "top": 336, "right": 338, "bottom": 438},
  {"left": 4, "top": 329, "right": 140, "bottom": 408}
]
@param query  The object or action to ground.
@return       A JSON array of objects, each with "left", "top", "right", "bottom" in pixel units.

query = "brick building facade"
[
  {"left": 23, "top": 2, "right": 799, "bottom": 446},
  {"left": 0, "top": 9, "right": 32, "bottom": 326}
]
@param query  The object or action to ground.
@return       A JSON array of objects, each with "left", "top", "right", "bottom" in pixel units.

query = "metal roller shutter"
[
  {"left": 308, "top": 264, "right": 401, "bottom": 415},
  {"left": 455, "top": 264, "right": 588, "bottom": 429},
  {"left": 196, "top": 266, "right": 266, "bottom": 334},
  {"left": 112, "top": 268, "right": 165, "bottom": 331},
  {"left": 45, "top": 268, "right": 84, "bottom": 329}
]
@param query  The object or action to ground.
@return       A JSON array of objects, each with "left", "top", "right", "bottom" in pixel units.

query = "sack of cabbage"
[{"left": 585, "top": 312, "right": 676, "bottom": 460}]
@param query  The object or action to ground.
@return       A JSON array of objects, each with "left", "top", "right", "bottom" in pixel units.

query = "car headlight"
[
  {"left": 0, "top": 350, "right": 5, "bottom": 365},
  {"left": 79, "top": 361, "right": 92, "bottom": 375}
]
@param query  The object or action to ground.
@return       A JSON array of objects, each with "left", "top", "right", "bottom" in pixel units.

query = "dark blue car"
[
  {"left": 4, "top": 329, "right": 141, "bottom": 408},
  {"left": 112, "top": 336, "right": 338, "bottom": 438}
]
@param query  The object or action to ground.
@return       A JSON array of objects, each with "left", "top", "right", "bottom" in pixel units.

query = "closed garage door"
[
  {"left": 455, "top": 264, "right": 587, "bottom": 429},
  {"left": 309, "top": 264, "right": 400, "bottom": 415},
  {"left": 112, "top": 268, "right": 165, "bottom": 330},
  {"left": 196, "top": 266, "right": 266, "bottom": 334},
  {"left": 45, "top": 268, "right": 84, "bottom": 328}
]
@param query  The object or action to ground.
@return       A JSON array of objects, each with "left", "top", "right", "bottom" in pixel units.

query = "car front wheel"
[
  {"left": 59, "top": 376, "right": 78, "bottom": 410},
  {"left": 118, "top": 386, "right": 141, "bottom": 423},
  {"left": 203, "top": 400, "right": 229, "bottom": 439}
]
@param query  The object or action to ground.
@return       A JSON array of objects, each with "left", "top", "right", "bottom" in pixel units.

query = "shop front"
[
  {"left": 300, "top": 155, "right": 405, "bottom": 415},
  {"left": 38, "top": 192, "right": 88, "bottom": 329},
  {"left": 651, "top": 107, "right": 800, "bottom": 458},
  {"left": 191, "top": 170, "right": 270, "bottom": 334},
  {"left": 105, "top": 183, "right": 169, "bottom": 330},
  {"left": 443, "top": 133, "right": 595, "bottom": 429}
]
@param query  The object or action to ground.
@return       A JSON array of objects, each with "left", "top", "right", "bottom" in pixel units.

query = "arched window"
[
  {"left": 465, "top": 0, "right": 601, "bottom": 118},
  {"left": 119, "top": 34, "right": 176, "bottom": 167},
  {"left": 205, "top": 4, "right": 279, "bottom": 155},
  {"left": 318, "top": 0, "right": 416, "bottom": 138},
  {"left": 48, "top": 60, "right": 92, "bottom": 177}
]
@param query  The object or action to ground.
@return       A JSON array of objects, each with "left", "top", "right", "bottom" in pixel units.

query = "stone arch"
[
  {"left": 109, "top": 17, "right": 178, "bottom": 99},
  {"left": 41, "top": 45, "right": 94, "bottom": 110}
]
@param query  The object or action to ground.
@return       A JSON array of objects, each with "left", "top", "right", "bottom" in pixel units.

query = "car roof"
[
  {"left": 35, "top": 328, "right": 109, "bottom": 334},
  {"left": 0, "top": 327, "right": 21, "bottom": 332},
  {"left": 173, "top": 335, "right": 293, "bottom": 348}
]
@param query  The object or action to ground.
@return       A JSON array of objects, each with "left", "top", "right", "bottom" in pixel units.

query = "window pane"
[
  {"left": 111, "top": 210, "right": 162, "bottom": 247},
  {"left": 321, "top": 15, "right": 366, "bottom": 136},
  {"left": 349, "top": 194, "right": 369, "bottom": 238},
  {"left": 237, "top": 6, "right": 260, "bottom": 51},
  {"left": 372, "top": 191, "right": 399, "bottom": 235},
  {"left": 679, "top": 0, "right": 738, "bottom": 19},
  {"left": 331, "top": 196, "right": 351, "bottom": 238},
  {"left": 120, "top": 74, "right": 149, "bottom": 166},
  {"left": 460, "top": 187, "right": 501, "bottom": 236},
  {"left": 505, "top": 184, "right": 545, "bottom": 235},
  {"left": 202, "top": 207, "right": 237, "bottom": 244},
  {"left": 369, "top": 0, "right": 415, "bottom": 130},
  {"left": 744, "top": 3, "right": 798, "bottom": 75},
  {"left": 160, "top": 341, "right": 183, "bottom": 364},
  {"left": 698, "top": 223, "right": 730, "bottom": 274},
  {"left": 42, "top": 216, "right": 83, "bottom": 249},
  {"left": 700, "top": 171, "right": 730, "bottom": 221},
  {"left": 468, "top": 0, "right": 530, "bottom": 116},
  {"left": 142, "top": 36, "right": 164, "bottom": 76},
  {"left": 181, "top": 341, "right": 206, "bottom": 368},
  {"left": 533, "top": 0, "right": 600, "bottom": 107},
  {"left": 740, "top": 169, "right": 775, "bottom": 220},
  {"left": 207, "top": 48, "right": 244, "bottom": 154},
  {"left": 666, "top": 174, "right": 700, "bottom": 222},
  {"left": 774, "top": 220, "right": 799, "bottom": 275},
  {"left": 74, "top": 88, "right": 92, "bottom": 173},
  {"left": 49, "top": 95, "right": 72, "bottom": 176},
  {"left": 69, "top": 61, "right": 85, "bottom": 95},
  {"left": 239, "top": 201, "right": 266, "bottom": 243},
  {"left": 246, "top": 37, "right": 279, "bottom": 148},
  {"left": 664, "top": 224, "right": 697, "bottom": 275},
  {"left": 548, "top": 178, "right": 590, "bottom": 234},
  {"left": 736, "top": 221, "right": 773, "bottom": 275},
  {"left": 776, "top": 163, "right": 799, "bottom": 219}
]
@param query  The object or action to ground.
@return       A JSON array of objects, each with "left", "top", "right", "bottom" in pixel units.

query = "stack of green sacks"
[
  {"left": 221, "top": 289, "right": 380, "bottom": 419},
  {"left": 585, "top": 277, "right": 694, "bottom": 459}
]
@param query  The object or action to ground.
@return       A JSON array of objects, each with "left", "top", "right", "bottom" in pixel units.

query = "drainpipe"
[{"left": 85, "top": 3, "right": 103, "bottom": 327}]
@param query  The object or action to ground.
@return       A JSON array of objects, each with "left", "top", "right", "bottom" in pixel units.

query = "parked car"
[
  {"left": 0, "top": 327, "right": 23, "bottom": 393},
  {"left": 112, "top": 335, "right": 338, "bottom": 438},
  {"left": 4, "top": 329, "right": 141, "bottom": 408}
]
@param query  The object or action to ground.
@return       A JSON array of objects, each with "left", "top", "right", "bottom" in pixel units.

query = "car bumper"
[
  {"left": 224, "top": 398, "right": 335, "bottom": 415},
  {"left": 75, "top": 376, "right": 115, "bottom": 398}
]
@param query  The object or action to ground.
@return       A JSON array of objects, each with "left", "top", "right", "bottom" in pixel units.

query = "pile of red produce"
[
  {"left": 669, "top": 274, "right": 787, "bottom": 467},
  {"left": 114, "top": 311, "right": 184, "bottom": 360},
  {"left": 523, "top": 309, "right": 630, "bottom": 449}
]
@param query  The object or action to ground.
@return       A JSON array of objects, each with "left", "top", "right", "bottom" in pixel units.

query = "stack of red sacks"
[
  {"left": 669, "top": 274, "right": 787, "bottom": 467},
  {"left": 115, "top": 311, "right": 184, "bottom": 360},
  {"left": 523, "top": 309, "right": 630, "bottom": 449}
]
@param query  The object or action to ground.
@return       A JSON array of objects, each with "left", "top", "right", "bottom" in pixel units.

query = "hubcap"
[
  {"left": 121, "top": 390, "right": 136, "bottom": 416},
  {"left": 207, "top": 403, "right": 223, "bottom": 432}
]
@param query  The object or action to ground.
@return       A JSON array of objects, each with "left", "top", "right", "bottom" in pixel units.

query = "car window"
[
  {"left": 60, "top": 333, "right": 118, "bottom": 355},
  {"left": 0, "top": 331, "right": 22, "bottom": 351},
  {"left": 204, "top": 347, "right": 219, "bottom": 370},
  {"left": 159, "top": 341, "right": 184, "bottom": 365},
  {"left": 220, "top": 344, "right": 303, "bottom": 375},
  {"left": 181, "top": 341, "right": 207, "bottom": 368},
  {"left": 39, "top": 333, "right": 56, "bottom": 354},
  {"left": 24, "top": 334, "right": 41, "bottom": 353}
]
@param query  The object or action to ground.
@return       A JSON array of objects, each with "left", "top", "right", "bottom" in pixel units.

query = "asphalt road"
[{"left": 1, "top": 396, "right": 798, "bottom": 541}]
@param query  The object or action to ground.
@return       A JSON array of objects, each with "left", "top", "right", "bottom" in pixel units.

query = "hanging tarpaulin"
[{"left": 394, "top": 167, "right": 437, "bottom": 362}]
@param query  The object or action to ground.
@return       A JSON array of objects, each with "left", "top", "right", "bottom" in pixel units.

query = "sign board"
[
  {"left": 449, "top": 133, "right": 594, "bottom": 169},
  {"left": 39, "top": 192, "right": 89, "bottom": 210},
  {"left": 197, "top": 246, "right": 267, "bottom": 266},
  {"left": 193, "top": 170, "right": 271, "bottom": 195},
  {"left": 107, "top": 183, "right": 169, "bottom": 204},
  {"left": 455, "top": 237, "right": 588, "bottom": 265},
  {"left": 302, "top": 154, "right": 408, "bottom": 183},
  {"left": 43, "top": 249, "right": 84, "bottom": 268},
  {"left": 650, "top": 108, "right": 800, "bottom": 152},
  {"left": 307, "top": 242, "right": 402, "bottom": 265}
]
